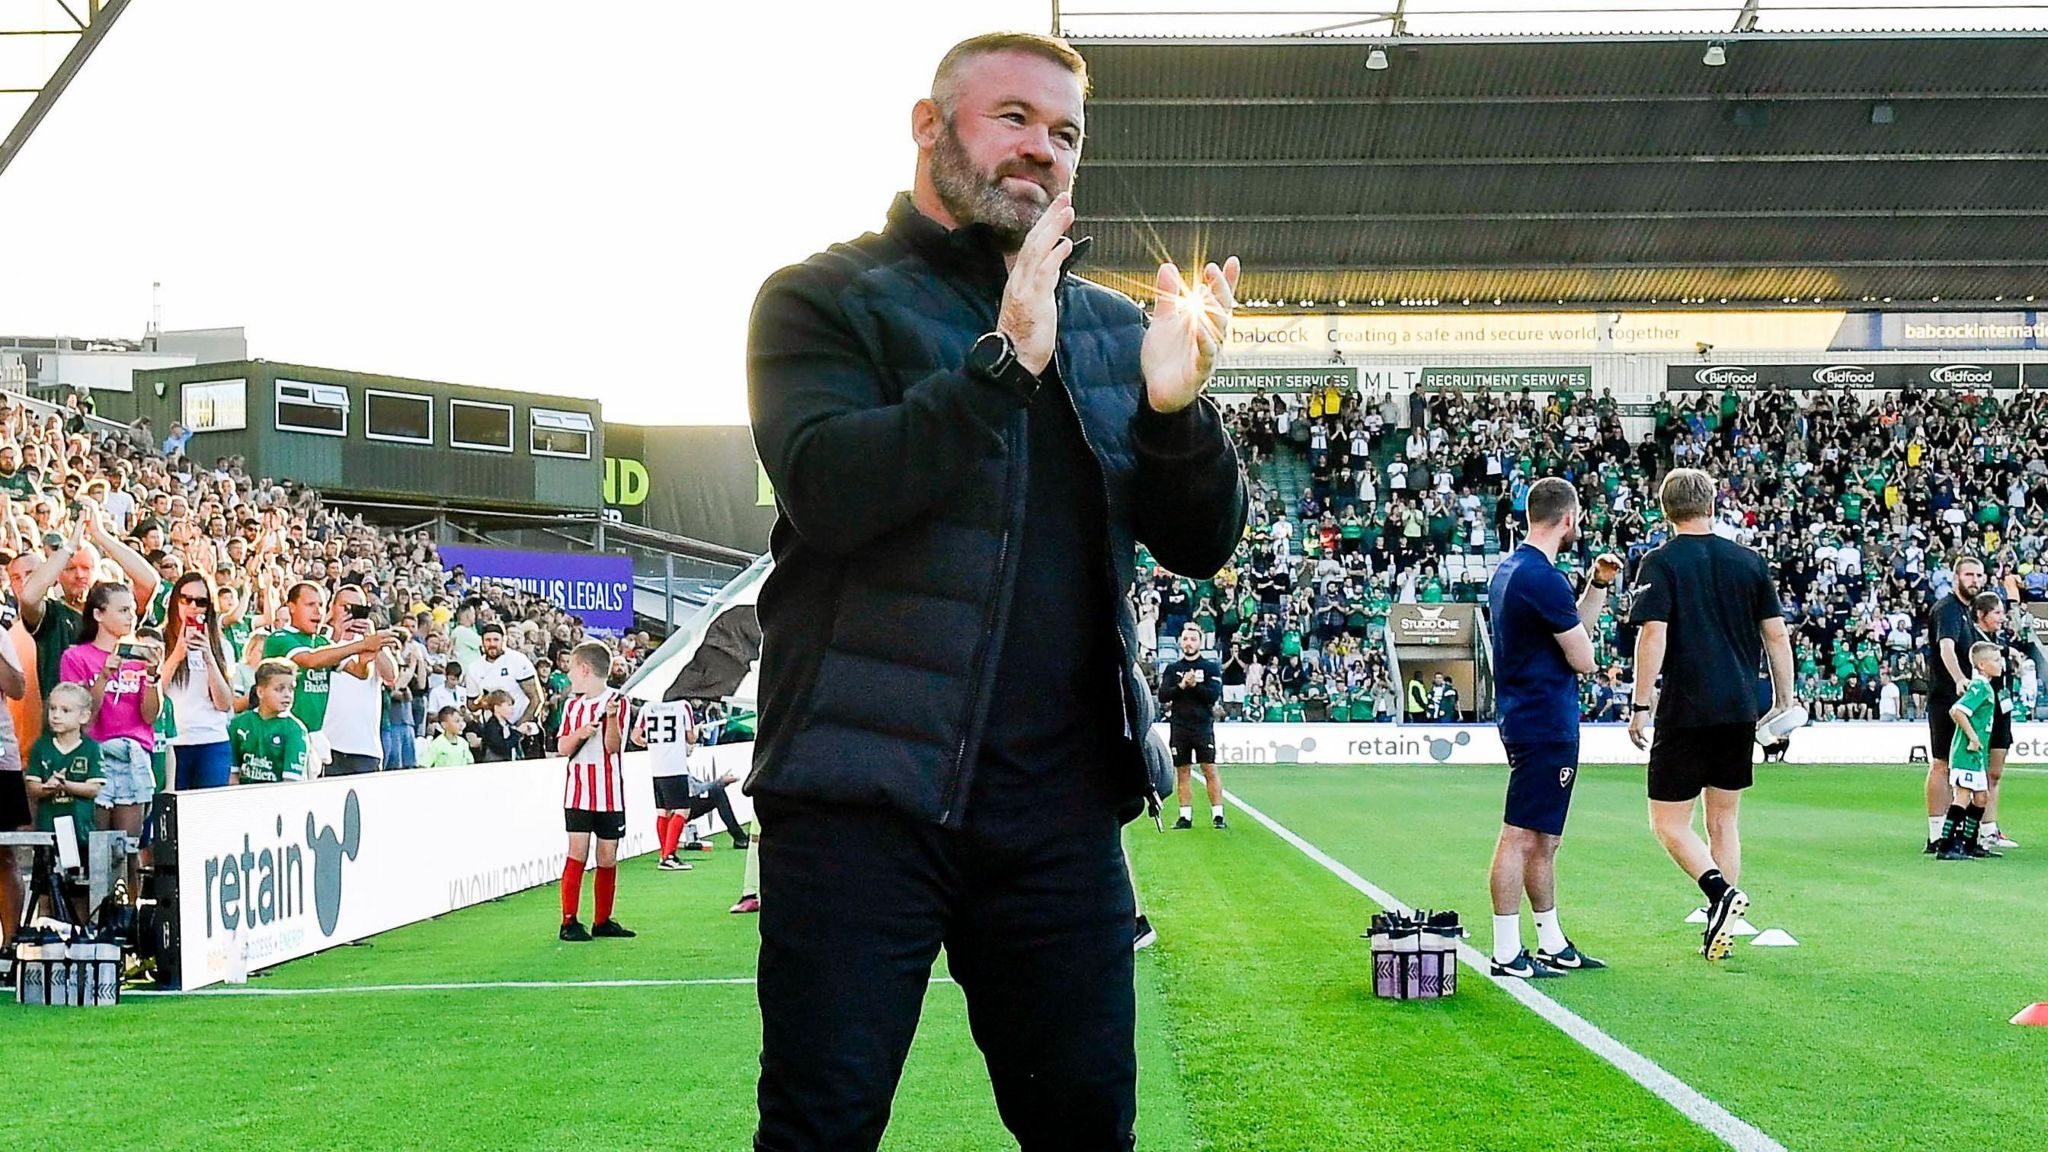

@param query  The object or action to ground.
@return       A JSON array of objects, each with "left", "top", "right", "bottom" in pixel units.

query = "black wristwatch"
[{"left": 965, "top": 331, "right": 1040, "bottom": 402}]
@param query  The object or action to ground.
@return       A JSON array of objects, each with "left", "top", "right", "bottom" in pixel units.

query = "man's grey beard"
[{"left": 930, "top": 117, "right": 1066, "bottom": 250}]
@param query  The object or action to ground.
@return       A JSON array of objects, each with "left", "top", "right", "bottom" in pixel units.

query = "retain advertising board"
[
  {"left": 1667, "top": 362, "right": 2021, "bottom": 391},
  {"left": 169, "top": 747, "right": 755, "bottom": 990},
  {"left": 1178, "top": 722, "right": 2048, "bottom": 767}
]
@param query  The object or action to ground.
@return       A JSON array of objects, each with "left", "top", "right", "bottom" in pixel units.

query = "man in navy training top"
[
  {"left": 1159, "top": 621, "right": 1227, "bottom": 829},
  {"left": 1486, "top": 476, "right": 1618, "bottom": 979},
  {"left": 1628, "top": 468, "right": 1796, "bottom": 962}
]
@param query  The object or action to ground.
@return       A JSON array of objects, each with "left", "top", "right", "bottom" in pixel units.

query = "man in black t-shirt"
[
  {"left": 1922, "top": 555, "right": 1985, "bottom": 853},
  {"left": 1628, "top": 469, "right": 1796, "bottom": 963},
  {"left": 1158, "top": 623, "right": 1226, "bottom": 829}
]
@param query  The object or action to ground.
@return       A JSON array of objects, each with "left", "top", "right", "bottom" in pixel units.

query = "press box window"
[
  {"left": 365, "top": 390, "right": 433, "bottom": 444},
  {"left": 275, "top": 380, "right": 349, "bottom": 437},
  {"left": 530, "top": 408, "right": 593, "bottom": 459},
  {"left": 182, "top": 379, "right": 248, "bottom": 433},
  {"left": 450, "top": 399, "right": 513, "bottom": 453}
]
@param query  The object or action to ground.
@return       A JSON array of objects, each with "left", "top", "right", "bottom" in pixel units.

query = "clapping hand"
[
  {"left": 1591, "top": 553, "right": 1623, "bottom": 585},
  {"left": 1141, "top": 256, "right": 1240, "bottom": 415}
]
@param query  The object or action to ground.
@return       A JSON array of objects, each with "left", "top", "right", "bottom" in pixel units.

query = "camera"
[
  {"left": 347, "top": 602, "right": 374, "bottom": 621},
  {"left": 116, "top": 642, "right": 145, "bottom": 661}
]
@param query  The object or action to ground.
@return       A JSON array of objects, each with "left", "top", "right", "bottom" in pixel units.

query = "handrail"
[{"left": 2, "top": 383, "right": 135, "bottom": 438}]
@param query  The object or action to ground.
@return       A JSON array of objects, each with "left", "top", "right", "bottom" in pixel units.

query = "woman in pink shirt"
[{"left": 57, "top": 582, "right": 162, "bottom": 850}]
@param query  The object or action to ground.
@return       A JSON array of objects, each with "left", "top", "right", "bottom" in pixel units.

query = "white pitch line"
[
  {"left": 1223, "top": 789, "right": 1787, "bottom": 1152},
  {"left": 128, "top": 975, "right": 959, "bottom": 998}
]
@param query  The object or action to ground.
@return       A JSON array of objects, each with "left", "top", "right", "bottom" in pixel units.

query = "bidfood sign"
[
  {"left": 1692, "top": 365, "right": 1758, "bottom": 388},
  {"left": 1669, "top": 363, "right": 2020, "bottom": 391},
  {"left": 1390, "top": 604, "right": 1475, "bottom": 649}
]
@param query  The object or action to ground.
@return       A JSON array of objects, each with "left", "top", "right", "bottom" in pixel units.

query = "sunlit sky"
[{"left": 0, "top": 0, "right": 2037, "bottom": 425}]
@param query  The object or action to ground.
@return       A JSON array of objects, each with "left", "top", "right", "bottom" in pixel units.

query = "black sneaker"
[
  {"left": 591, "top": 919, "right": 637, "bottom": 939},
  {"left": 1962, "top": 841, "right": 2003, "bottom": 859},
  {"left": 657, "top": 854, "right": 693, "bottom": 872},
  {"left": 1702, "top": 887, "right": 1749, "bottom": 961},
  {"left": 730, "top": 832, "right": 752, "bottom": 850},
  {"left": 1936, "top": 840, "right": 1970, "bottom": 861},
  {"left": 1490, "top": 949, "right": 1565, "bottom": 980},
  {"left": 1171, "top": 816, "right": 1193, "bottom": 830},
  {"left": 559, "top": 919, "right": 591, "bottom": 942},
  {"left": 1536, "top": 940, "right": 1607, "bottom": 971},
  {"left": 1133, "top": 914, "right": 1157, "bottom": 952},
  {"left": 1924, "top": 839, "right": 1940, "bottom": 855},
  {"left": 1212, "top": 814, "right": 1228, "bottom": 830}
]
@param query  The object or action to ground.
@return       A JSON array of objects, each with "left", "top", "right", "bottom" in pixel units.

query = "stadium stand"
[
  {"left": 0, "top": 384, "right": 654, "bottom": 804},
  {"left": 1141, "top": 380, "right": 2048, "bottom": 726}
]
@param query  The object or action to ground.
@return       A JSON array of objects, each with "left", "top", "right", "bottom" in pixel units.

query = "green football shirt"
[
  {"left": 263, "top": 629, "right": 334, "bottom": 731},
  {"left": 1949, "top": 676, "right": 1997, "bottom": 775},
  {"left": 28, "top": 734, "right": 102, "bottom": 843},
  {"left": 228, "top": 710, "right": 310, "bottom": 783}
]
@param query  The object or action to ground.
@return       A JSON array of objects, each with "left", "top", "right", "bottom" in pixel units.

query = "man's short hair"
[
  {"left": 436, "top": 706, "right": 462, "bottom": 723},
  {"left": 286, "top": 580, "right": 325, "bottom": 606},
  {"left": 571, "top": 639, "right": 612, "bottom": 678},
  {"left": 1954, "top": 552, "right": 1986, "bottom": 573},
  {"left": 1524, "top": 477, "right": 1579, "bottom": 527},
  {"left": 932, "top": 31, "right": 1090, "bottom": 116},
  {"left": 479, "top": 621, "right": 504, "bottom": 638},
  {"left": 1659, "top": 468, "right": 1716, "bottom": 523}
]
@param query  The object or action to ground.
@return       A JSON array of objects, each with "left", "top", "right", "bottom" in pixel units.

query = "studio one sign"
[
  {"left": 1389, "top": 604, "right": 1476, "bottom": 649},
  {"left": 1668, "top": 362, "right": 2020, "bottom": 391}
]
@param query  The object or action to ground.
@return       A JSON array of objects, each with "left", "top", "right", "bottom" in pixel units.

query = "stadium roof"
[
  {"left": 1066, "top": 32, "right": 2048, "bottom": 310},
  {"left": 0, "top": 0, "right": 132, "bottom": 180}
]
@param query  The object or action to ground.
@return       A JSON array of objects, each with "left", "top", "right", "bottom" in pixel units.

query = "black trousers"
[
  {"left": 686, "top": 783, "right": 745, "bottom": 842},
  {"left": 753, "top": 793, "right": 1136, "bottom": 1152}
]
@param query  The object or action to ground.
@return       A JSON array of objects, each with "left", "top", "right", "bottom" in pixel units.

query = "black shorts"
[
  {"left": 564, "top": 807, "right": 626, "bottom": 840},
  {"left": 1991, "top": 709, "right": 2014, "bottom": 752},
  {"left": 1170, "top": 727, "right": 1216, "bottom": 767},
  {"left": 1502, "top": 739, "right": 1580, "bottom": 836},
  {"left": 0, "top": 770, "right": 28, "bottom": 831},
  {"left": 1647, "top": 723, "right": 1755, "bottom": 802},
  {"left": 1929, "top": 703, "right": 1957, "bottom": 764},
  {"left": 652, "top": 775, "right": 695, "bottom": 810}
]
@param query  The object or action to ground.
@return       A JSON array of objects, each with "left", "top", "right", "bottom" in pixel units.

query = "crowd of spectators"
[
  {"left": 0, "top": 386, "right": 660, "bottom": 908},
  {"left": 1133, "top": 378, "right": 2048, "bottom": 727}
]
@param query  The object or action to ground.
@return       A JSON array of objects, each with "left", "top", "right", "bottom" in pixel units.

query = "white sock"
[
  {"left": 1929, "top": 815, "right": 1945, "bottom": 842},
  {"left": 1211, "top": 804, "right": 1225, "bottom": 820},
  {"left": 1492, "top": 913, "right": 1522, "bottom": 965},
  {"left": 1983, "top": 821, "right": 1999, "bottom": 839},
  {"left": 1180, "top": 805, "right": 1193, "bottom": 820},
  {"left": 1533, "top": 907, "right": 1568, "bottom": 954}
]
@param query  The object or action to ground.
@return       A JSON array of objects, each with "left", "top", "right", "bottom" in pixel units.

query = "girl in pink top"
[{"left": 57, "top": 583, "right": 163, "bottom": 850}]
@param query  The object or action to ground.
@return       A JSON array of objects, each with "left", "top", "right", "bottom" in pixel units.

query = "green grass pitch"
[{"left": 11, "top": 761, "right": 2046, "bottom": 1150}]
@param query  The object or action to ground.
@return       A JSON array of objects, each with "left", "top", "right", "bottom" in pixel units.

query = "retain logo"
[
  {"left": 202, "top": 789, "right": 361, "bottom": 941},
  {"left": 308, "top": 791, "right": 362, "bottom": 936}
]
